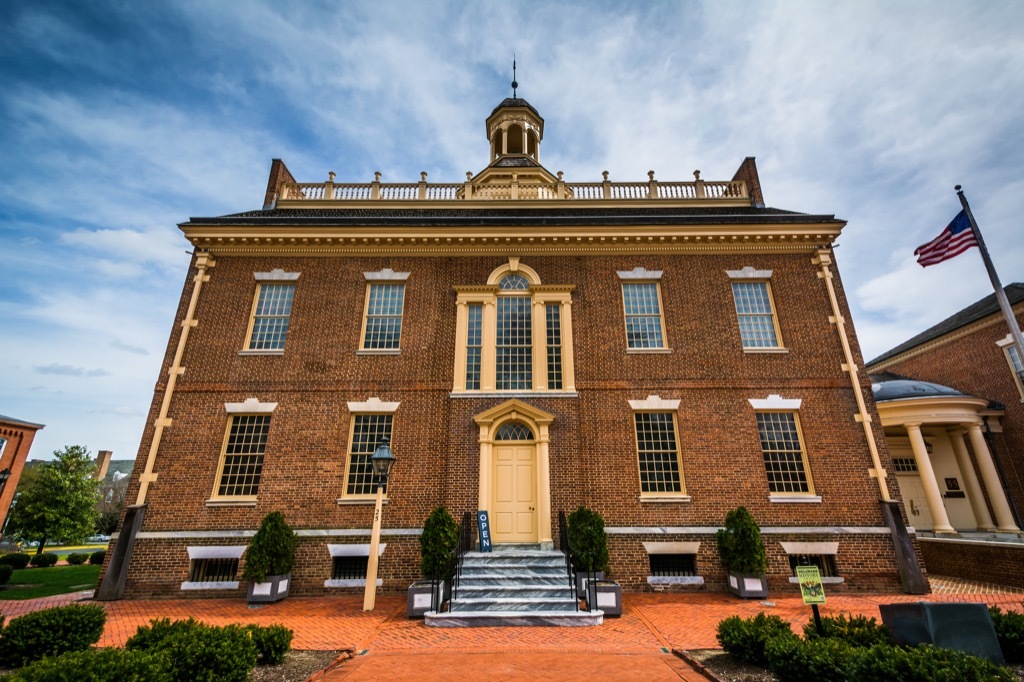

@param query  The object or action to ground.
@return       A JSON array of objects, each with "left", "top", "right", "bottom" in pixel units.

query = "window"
[
  {"left": 332, "top": 555, "right": 368, "bottom": 580},
  {"left": 247, "top": 283, "right": 295, "bottom": 351},
  {"left": 345, "top": 414, "right": 393, "bottom": 497},
  {"left": 181, "top": 546, "right": 245, "bottom": 590},
  {"left": 452, "top": 260, "right": 575, "bottom": 393},
  {"left": 635, "top": 412, "right": 683, "bottom": 495},
  {"left": 892, "top": 457, "right": 918, "bottom": 473},
  {"left": 998, "top": 335, "right": 1024, "bottom": 399},
  {"left": 756, "top": 412, "right": 813, "bottom": 495},
  {"left": 622, "top": 282, "right": 666, "bottom": 349},
  {"left": 496, "top": 277, "right": 532, "bottom": 389},
  {"left": 189, "top": 558, "right": 239, "bottom": 583},
  {"left": 788, "top": 554, "right": 838, "bottom": 578},
  {"left": 362, "top": 283, "right": 405, "bottom": 350},
  {"left": 650, "top": 554, "right": 697, "bottom": 577},
  {"left": 727, "top": 267, "right": 783, "bottom": 350},
  {"left": 214, "top": 415, "right": 270, "bottom": 499}
]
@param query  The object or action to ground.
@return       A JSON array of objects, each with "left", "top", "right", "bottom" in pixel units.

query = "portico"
[{"left": 873, "top": 375, "right": 1020, "bottom": 535}]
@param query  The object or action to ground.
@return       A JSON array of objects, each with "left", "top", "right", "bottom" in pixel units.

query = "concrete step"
[
  {"left": 456, "top": 585, "right": 574, "bottom": 599},
  {"left": 458, "top": 574, "right": 570, "bottom": 587},
  {"left": 450, "top": 596, "right": 578, "bottom": 612},
  {"left": 425, "top": 609, "right": 603, "bottom": 627}
]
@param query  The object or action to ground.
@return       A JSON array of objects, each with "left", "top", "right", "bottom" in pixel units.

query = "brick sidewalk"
[{"left": 2, "top": 588, "right": 1022, "bottom": 680}]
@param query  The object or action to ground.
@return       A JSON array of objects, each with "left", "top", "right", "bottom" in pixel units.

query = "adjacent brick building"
[{"left": 102, "top": 95, "right": 918, "bottom": 599}]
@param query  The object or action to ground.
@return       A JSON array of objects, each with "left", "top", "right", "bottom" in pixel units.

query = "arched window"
[
  {"left": 507, "top": 124, "right": 524, "bottom": 154},
  {"left": 453, "top": 261, "right": 576, "bottom": 394},
  {"left": 495, "top": 422, "right": 534, "bottom": 441}
]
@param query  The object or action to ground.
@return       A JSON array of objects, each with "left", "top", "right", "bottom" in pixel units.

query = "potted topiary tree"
[
  {"left": 409, "top": 506, "right": 459, "bottom": 617},
  {"left": 716, "top": 506, "right": 769, "bottom": 599},
  {"left": 243, "top": 511, "right": 297, "bottom": 604},
  {"left": 567, "top": 506, "right": 620, "bottom": 614}
]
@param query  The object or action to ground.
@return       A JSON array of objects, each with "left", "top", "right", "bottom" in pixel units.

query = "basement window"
[
  {"left": 644, "top": 542, "right": 704, "bottom": 587},
  {"left": 324, "top": 544, "right": 386, "bottom": 588},
  {"left": 181, "top": 546, "right": 245, "bottom": 590},
  {"left": 781, "top": 542, "right": 844, "bottom": 584}
]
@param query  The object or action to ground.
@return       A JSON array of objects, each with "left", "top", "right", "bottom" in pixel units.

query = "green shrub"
[
  {"left": 803, "top": 613, "right": 892, "bottom": 647},
  {"left": 849, "top": 643, "right": 1014, "bottom": 682},
  {"left": 766, "top": 635, "right": 860, "bottom": 682},
  {"left": 716, "top": 506, "right": 768, "bottom": 574},
  {"left": 89, "top": 550, "right": 106, "bottom": 565},
  {"left": 241, "top": 511, "right": 296, "bottom": 583},
  {"left": 28, "top": 553, "right": 58, "bottom": 568},
  {"left": 0, "top": 553, "right": 31, "bottom": 570},
  {"left": 0, "top": 604, "right": 107, "bottom": 667},
  {"left": 66, "top": 552, "right": 89, "bottom": 566},
  {"left": 567, "top": 506, "right": 609, "bottom": 573},
  {"left": 125, "top": 617, "right": 206, "bottom": 651},
  {"left": 420, "top": 506, "right": 459, "bottom": 581},
  {"left": 716, "top": 612, "right": 797, "bottom": 666},
  {"left": 989, "top": 606, "right": 1024, "bottom": 664},
  {"left": 158, "top": 623, "right": 257, "bottom": 682},
  {"left": 0, "top": 564, "right": 13, "bottom": 585},
  {"left": 125, "top": 617, "right": 257, "bottom": 682},
  {"left": 245, "top": 623, "right": 294, "bottom": 665},
  {"left": 3, "top": 647, "right": 171, "bottom": 681}
]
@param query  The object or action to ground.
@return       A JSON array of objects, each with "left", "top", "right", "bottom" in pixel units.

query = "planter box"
[
  {"left": 247, "top": 573, "right": 290, "bottom": 603},
  {"left": 575, "top": 570, "right": 604, "bottom": 595},
  {"left": 726, "top": 571, "right": 768, "bottom": 599},
  {"left": 408, "top": 580, "right": 445, "bottom": 618},
  {"left": 586, "top": 580, "right": 622, "bottom": 617},
  {"left": 879, "top": 602, "right": 1004, "bottom": 664}
]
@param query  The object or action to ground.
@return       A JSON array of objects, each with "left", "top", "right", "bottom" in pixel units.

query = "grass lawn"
[{"left": 0, "top": 565, "right": 101, "bottom": 600}]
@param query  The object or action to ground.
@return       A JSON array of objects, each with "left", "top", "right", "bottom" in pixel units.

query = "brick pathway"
[{"left": 1, "top": 585, "right": 1022, "bottom": 681}]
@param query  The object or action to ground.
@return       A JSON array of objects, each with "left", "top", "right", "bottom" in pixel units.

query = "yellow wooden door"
[{"left": 492, "top": 444, "right": 537, "bottom": 543}]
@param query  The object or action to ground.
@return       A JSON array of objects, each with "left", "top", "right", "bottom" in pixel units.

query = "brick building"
[
  {"left": 102, "top": 95, "right": 918, "bottom": 600},
  {"left": 866, "top": 286, "right": 1024, "bottom": 536}
]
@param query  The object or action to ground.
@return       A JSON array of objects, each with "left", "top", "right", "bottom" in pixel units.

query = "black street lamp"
[{"left": 363, "top": 438, "right": 396, "bottom": 611}]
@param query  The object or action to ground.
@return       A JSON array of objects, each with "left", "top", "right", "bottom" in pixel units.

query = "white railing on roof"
[{"left": 277, "top": 171, "right": 748, "bottom": 204}]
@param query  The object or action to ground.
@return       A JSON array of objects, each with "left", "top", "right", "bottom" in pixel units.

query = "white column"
[
  {"left": 906, "top": 423, "right": 955, "bottom": 533},
  {"left": 537, "top": 427, "right": 552, "bottom": 545},
  {"left": 560, "top": 300, "right": 575, "bottom": 392},
  {"left": 532, "top": 299, "right": 547, "bottom": 390},
  {"left": 967, "top": 423, "right": 1020, "bottom": 532},
  {"left": 452, "top": 300, "right": 468, "bottom": 391},
  {"left": 478, "top": 430, "right": 491, "bottom": 514},
  {"left": 481, "top": 300, "right": 497, "bottom": 391},
  {"left": 949, "top": 428, "right": 995, "bottom": 530}
]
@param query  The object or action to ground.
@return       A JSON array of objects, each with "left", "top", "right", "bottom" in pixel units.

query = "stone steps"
[{"left": 424, "top": 546, "right": 602, "bottom": 628}]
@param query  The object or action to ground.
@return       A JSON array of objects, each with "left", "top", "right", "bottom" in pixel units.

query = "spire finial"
[{"left": 511, "top": 55, "right": 518, "bottom": 98}]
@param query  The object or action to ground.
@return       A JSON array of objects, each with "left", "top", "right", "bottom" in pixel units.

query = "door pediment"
[{"left": 473, "top": 399, "right": 555, "bottom": 429}]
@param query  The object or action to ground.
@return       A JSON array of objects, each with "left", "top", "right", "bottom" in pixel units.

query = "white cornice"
[
  {"left": 748, "top": 394, "right": 802, "bottom": 410},
  {"left": 347, "top": 396, "right": 400, "bottom": 413},
  {"left": 224, "top": 398, "right": 277, "bottom": 413},
  {"left": 726, "top": 266, "right": 773, "bottom": 279}
]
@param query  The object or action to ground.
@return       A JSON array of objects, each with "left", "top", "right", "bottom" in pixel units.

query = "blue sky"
[{"left": 2, "top": 1, "right": 1023, "bottom": 462}]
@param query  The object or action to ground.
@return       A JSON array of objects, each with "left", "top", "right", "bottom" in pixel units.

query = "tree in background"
[
  {"left": 95, "top": 472, "right": 128, "bottom": 535},
  {"left": 7, "top": 445, "right": 101, "bottom": 555}
]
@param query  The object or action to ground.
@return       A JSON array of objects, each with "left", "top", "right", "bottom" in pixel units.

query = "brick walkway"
[{"left": 1, "top": 585, "right": 1022, "bottom": 681}]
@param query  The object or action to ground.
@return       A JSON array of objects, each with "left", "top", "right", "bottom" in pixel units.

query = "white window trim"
[
  {"left": 782, "top": 542, "right": 843, "bottom": 583},
  {"left": 629, "top": 395, "right": 681, "bottom": 410},
  {"left": 363, "top": 268, "right": 410, "bottom": 281},
  {"left": 346, "top": 397, "right": 400, "bottom": 413},
  {"left": 748, "top": 395, "right": 802, "bottom": 410},
  {"left": 726, "top": 266, "right": 773, "bottom": 279},
  {"left": 225, "top": 398, "right": 278, "bottom": 414},
  {"left": 644, "top": 541, "right": 704, "bottom": 587},
  {"left": 617, "top": 267, "right": 663, "bottom": 280},
  {"left": 181, "top": 545, "right": 246, "bottom": 590},
  {"left": 254, "top": 269, "right": 300, "bottom": 282},
  {"left": 996, "top": 334, "right": 1024, "bottom": 401},
  {"left": 324, "top": 543, "right": 386, "bottom": 588}
]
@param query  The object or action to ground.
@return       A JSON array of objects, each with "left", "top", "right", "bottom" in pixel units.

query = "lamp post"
[{"left": 363, "top": 437, "right": 396, "bottom": 611}]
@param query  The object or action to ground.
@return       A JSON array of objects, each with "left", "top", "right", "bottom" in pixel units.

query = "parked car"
[{"left": 86, "top": 535, "right": 111, "bottom": 544}]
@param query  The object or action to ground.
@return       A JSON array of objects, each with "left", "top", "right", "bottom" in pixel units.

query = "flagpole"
[{"left": 955, "top": 185, "right": 1024, "bottom": 363}]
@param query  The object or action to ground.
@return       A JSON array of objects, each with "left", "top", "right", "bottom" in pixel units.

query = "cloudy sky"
[{"left": 2, "top": 1, "right": 1023, "bottom": 462}]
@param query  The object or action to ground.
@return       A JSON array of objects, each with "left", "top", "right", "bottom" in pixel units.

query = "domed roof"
[
  {"left": 490, "top": 97, "right": 540, "bottom": 117},
  {"left": 869, "top": 372, "right": 968, "bottom": 402}
]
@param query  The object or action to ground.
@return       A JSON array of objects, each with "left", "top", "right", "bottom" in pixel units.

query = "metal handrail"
[
  {"left": 558, "top": 511, "right": 585, "bottom": 612},
  {"left": 431, "top": 511, "right": 473, "bottom": 613}
]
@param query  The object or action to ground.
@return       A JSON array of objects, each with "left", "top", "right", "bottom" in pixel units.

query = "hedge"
[{"left": 0, "top": 604, "right": 106, "bottom": 667}]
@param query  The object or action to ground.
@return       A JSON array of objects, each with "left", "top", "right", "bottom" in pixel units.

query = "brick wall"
[
  {"left": 112, "top": 248, "right": 909, "bottom": 596},
  {"left": 920, "top": 537, "right": 1024, "bottom": 589}
]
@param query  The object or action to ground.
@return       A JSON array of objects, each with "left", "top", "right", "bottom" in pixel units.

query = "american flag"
[{"left": 914, "top": 210, "right": 979, "bottom": 267}]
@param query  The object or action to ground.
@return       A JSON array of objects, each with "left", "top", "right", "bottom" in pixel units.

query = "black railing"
[
  {"left": 558, "top": 511, "right": 587, "bottom": 612},
  {"left": 430, "top": 510, "right": 474, "bottom": 613}
]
